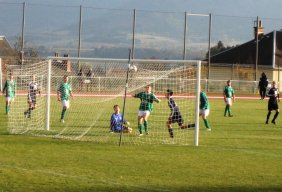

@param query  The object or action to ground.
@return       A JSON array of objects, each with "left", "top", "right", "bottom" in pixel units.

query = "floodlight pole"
[
  {"left": 185, "top": 13, "right": 210, "bottom": 59},
  {"left": 78, "top": 5, "right": 82, "bottom": 69},
  {"left": 131, "top": 9, "right": 136, "bottom": 60},
  {"left": 255, "top": 16, "right": 259, "bottom": 81},
  {"left": 186, "top": 13, "right": 210, "bottom": 90},
  {"left": 183, "top": 12, "right": 187, "bottom": 60},
  {"left": 21, "top": 2, "right": 26, "bottom": 65},
  {"left": 207, "top": 13, "right": 212, "bottom": 91}
]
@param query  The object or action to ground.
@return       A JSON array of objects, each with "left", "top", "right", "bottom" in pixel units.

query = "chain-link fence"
[
  {"left": 1, "top": 2, "right": 282, "bottom": 60},
  {"left": 1, "top": 2, "right": 282, "bottom": 94}
]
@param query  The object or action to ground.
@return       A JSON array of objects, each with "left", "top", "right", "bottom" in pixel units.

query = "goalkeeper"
[
  {"left": 110, "top": 105, "right": 132, "bottom": 133},
  {"left": 132, "top": 85, "right": 160, "bottom": 136},
  {"left": 57, "top": 75, "right": 73, "bottom": 123},
  {"left": 166, "top": 89, "right": 195, "bottom": 138},
  {"left": 3, "top": 73, "right": 16, "bottom": 115},
  {"left": 24, "top": 75, "right": 41, "bottom": 118}
]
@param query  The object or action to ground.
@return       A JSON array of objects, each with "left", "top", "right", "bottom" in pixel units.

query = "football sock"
[
  {"left": 266, "top": 111, "right": 271, "bottom": 122},
  {"left": 138, "top": 124, "right": 143, "bottom": 134},
  {"left": 272, "top": 112, "right": 279, "bottom": 122},
  {"left": 28, "top": 107, "right": 32, "bottom": 116},
  {"left": 227, "top": 106, "right": 231, "bottom": 115},
  {"left": 144, "top": 120, "right": 148, "bottom": 132},
  {"left": 224, "top": 106, "right": 228, "bottom": 116},
  {"left": 61, "top": 109, "right": 66, "bottom": 120},
  {"left": 5, "top": 106, "right": 10, "bottom": 114},
  {"left": 204, "top": 119, "right": 210, "bottom": 128},
  {"left": 168, "top": 128, "right": 174, "bottom": 138}
]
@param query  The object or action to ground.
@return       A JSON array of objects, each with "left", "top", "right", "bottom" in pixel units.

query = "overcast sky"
[
  {"left": 0, "top": 0, "right": 282, "bottom": 18},
  {"left": 2, "top": 0, "right": 282, "bottom": 19}
]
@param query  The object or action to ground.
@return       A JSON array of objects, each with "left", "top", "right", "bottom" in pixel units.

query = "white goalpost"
[{"left": 4, "top": 57, "right": 201, "bottom": 146}]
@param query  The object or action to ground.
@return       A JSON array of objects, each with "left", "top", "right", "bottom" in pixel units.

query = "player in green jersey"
[
  {"left": 223, "top": 80, "right": 235, "bottom": 117},
  {"left": 2, "top": 73, "right": 16, "bottom": 114},
  {"left": 57, "top": 75, "right": 73, "bottom": 123},
  {"left": 132, "top": 85, "right": 160, "bottom": 136},
  {"left": 200, "top": 89, "right": 211, "bottom": 131}
]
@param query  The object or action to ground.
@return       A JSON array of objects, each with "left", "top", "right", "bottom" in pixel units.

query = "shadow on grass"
[{"left": 13, "top": 186, "right": 281, "bottom": 192}]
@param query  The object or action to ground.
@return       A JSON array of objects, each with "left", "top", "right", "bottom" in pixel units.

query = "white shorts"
[
  {"left": 138, "top": 110, "right": 150, "bottom": 117},
  {"left": 62, "top": 100, "right": 70, "bottom": 108},
  {"left": 6, "top": 97, "right": 14, "bottom": 102},
  {"left": 199, "top": 109, "right": 210, "bottom": 117},
  {"left": 225, "top": 98, "right": 232, "bottom": 105}
]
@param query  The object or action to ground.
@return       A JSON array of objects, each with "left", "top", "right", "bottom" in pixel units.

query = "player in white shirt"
[{"left": 24, "top": 75, "right": 41, "bottom": 118}]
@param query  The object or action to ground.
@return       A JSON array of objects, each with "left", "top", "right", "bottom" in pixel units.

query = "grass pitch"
[{"left": 0, "top": 98, "right": 282, "bottom": 192}]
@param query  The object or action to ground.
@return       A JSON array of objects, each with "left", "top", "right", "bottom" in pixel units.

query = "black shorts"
[
  {"left": 169, "top": 111, "right": 184, "bottom": 126},
  {"left": 268, "top": 102, "right": 279, "bottom": 111}
]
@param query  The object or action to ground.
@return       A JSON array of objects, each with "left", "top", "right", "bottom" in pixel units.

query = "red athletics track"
[{"left": 12, "top": 91, "right": 261, "bottom": 100}]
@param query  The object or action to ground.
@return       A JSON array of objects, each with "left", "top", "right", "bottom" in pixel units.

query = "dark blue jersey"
[
  {"left": 168, "top": 97, "right": 180, "bottom": 115},
  {"left": 267, "top": 87, "right": 279, "bottom": 103},
  {"left": 110, "top": 113, "right": 126, "bottom": 132},
  {"left": 167, "top": 97, "right": 184, "bottom": 125}
]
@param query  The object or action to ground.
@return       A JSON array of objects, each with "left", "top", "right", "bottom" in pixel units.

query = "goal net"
[{"left": 4, "top": 57, "right": 201, "bottom": 146}]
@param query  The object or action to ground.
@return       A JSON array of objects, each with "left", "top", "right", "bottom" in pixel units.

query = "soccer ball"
[
  {"left": 129, "top": 65, "right": 137, "bottom": 72},
  {"left": 126, "top": 121, "right": 130, "bottom": 126}
]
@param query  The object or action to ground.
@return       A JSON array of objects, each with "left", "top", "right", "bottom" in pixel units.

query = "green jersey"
[
  {"left": 200, "top": 91, "right": 209, "bottom": 109},
  {"left": 223, "top": 85, "right": 234, "bottom": 98},
  {"left": 58, "top": 83, "right": 72, "bottom": 100},
  {"left": 3, "top": 80, "right": 16, "bottom": 98},
  {"left": 134, "top": 91, "right": 159, "bottom": 112}
]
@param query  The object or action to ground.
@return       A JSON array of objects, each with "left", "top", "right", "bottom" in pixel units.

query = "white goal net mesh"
[{"left": 5, "top": 57, "right": 200, "bottom": 146}]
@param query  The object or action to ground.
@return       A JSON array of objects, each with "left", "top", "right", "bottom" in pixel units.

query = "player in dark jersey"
[
  {"left": 166, "top": 89, "right": 195, "bottom": 138},
  {"left": 24, "top": 75, "right": 41, "bottom": 118},
  {"left": 265, "top": 81, "right": 280, "bottom": 125},
  {"left": 258, "top": 72, "right": 268, "bottom": 100}
]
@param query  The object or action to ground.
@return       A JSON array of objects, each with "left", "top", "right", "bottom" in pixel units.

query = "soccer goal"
[{"left": 5, "top": 57, "right": 201, "bottom": 146}]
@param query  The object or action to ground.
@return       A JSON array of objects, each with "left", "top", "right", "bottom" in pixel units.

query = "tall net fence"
[
  {"left": 3, "top": 58, "right": 200, "bottom": 146},
  {"left": 1, "top": 2, "right": 282, "bottom": 61}
]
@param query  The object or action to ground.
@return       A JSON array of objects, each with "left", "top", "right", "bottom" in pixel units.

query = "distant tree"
[
  {"left": 13, "top": 36, "right": 39, "bottom": 64},
  {"left": 206, "top": 41, "right": 234, "bottom": 58}
]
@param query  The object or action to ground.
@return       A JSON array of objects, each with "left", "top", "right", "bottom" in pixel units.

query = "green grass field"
[{"left": 1, "top": 97, "right": 282, "bottom": 192}]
